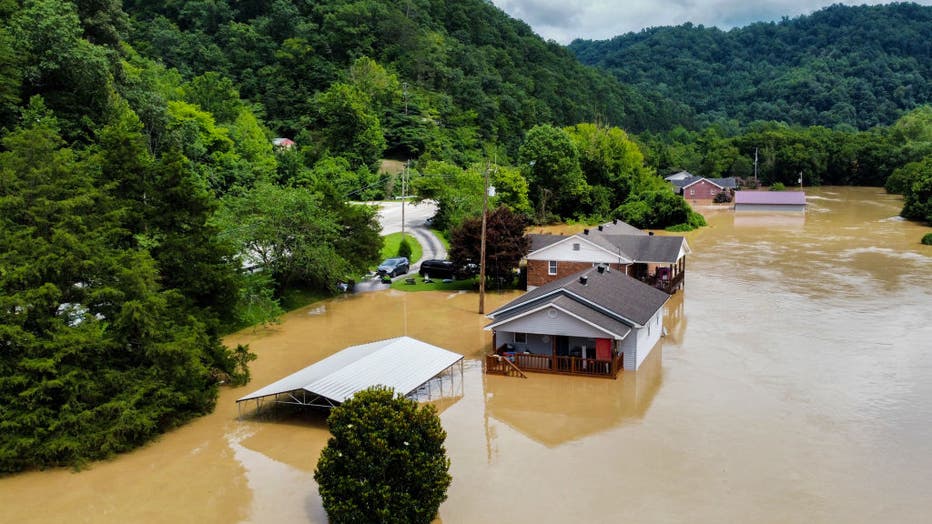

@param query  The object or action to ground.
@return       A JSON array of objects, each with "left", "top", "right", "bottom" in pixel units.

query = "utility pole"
[
  {"left": 401, "top": 160, "right": 407, "bottom": 238},
  {"left": 754, "top": 147, "right": 759, "bottom": 186},
  {"left": 479, "top": 162, "right": 490, "bottom": 315}
]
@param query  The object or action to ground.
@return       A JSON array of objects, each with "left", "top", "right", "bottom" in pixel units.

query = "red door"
[{"left": 595, "top": 338, "right": 612, "bottom": 361}]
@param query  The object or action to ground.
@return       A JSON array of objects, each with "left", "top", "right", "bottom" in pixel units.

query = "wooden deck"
[
  {"left": 486, "top": 350, "right": 622, "bottom": 379},
  {"left": 639, "top": 271, "right": 684, "bottom": 294}
]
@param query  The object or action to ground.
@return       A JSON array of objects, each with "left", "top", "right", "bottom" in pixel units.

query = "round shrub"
[
  {"left": 922, "top": 232, "right": 932, "bottom": 245},
  {"left": 397, "top": 236, "right": 413, "bottom": 259},
  {"left": 314, "top": 387, "right": 452, "bottom": 524}
]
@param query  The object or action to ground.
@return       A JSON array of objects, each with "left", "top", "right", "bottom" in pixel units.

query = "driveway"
[{"left": 353, "top": 200, "right": 447, "bottom": 292}]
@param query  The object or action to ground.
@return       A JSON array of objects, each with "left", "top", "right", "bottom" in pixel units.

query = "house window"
[
  {"left": 514, "top": 332, "right": 526, "bottom": 344},
  {"left": 689, "top": 188, "right": 695, "bottom": 196},
  {"left": 572, "top": 243, "right": 580, "bottom": 251},
  {"left": 548, "top": 260, "right": 557, "bottom": 275}
]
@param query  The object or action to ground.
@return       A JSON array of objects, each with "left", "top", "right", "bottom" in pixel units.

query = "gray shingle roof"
[
  {"left": 527, "top": 227, "right": 686, "bottom": 264},
  {"left": 488, "top": 295, "right": 633, "bottom": 339},
  {"left": 489, "top": 267, "right": 670, "bottom": 327},
  {"left": 596, "top": 234, "right": 685, "bottom": 263},
  {"left": 528, "top": 234, "right": 566, "bottom": 252},
  {"left": 671, "top": 176, "right": 737, "bottom": 190}
]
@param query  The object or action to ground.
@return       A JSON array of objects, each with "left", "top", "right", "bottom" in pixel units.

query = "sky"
[{"left": 491, "top": 0, "right": 932, "bottom": 43}]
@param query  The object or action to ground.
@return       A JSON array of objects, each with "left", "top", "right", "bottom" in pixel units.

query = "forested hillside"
[
  {"left": 122, "top": 0, "right": 691, "bottom": 158},
  {"left": 570, "top": 3, "right": 932, "bottom": 130}
]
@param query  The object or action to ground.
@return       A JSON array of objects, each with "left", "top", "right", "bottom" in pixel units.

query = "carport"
[{"left": 236, "top": 336, "right": 464, "bottom": 415}]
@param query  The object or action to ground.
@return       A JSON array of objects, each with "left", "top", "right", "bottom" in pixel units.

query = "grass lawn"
[
  {"left": 380, "top": 232, "right": 423, "bottom": 264},
  {"left": 389, "top": 276, "right": 477, "bottom": 292},
  {"left": 431, "top": 228, "right": 450, "bottom": 252}
]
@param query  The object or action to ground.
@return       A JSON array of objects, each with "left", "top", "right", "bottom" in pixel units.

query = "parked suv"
[
  {"left": 377, "top": 257, "right": 409, "bottom": 277},
  {"left": 418, "top": 259, "right": 456, "bottom": 279}
]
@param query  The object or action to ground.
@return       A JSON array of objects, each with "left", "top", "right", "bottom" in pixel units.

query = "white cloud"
[{"left": 492, "top": 0, "right": 932, "bottom": 43}]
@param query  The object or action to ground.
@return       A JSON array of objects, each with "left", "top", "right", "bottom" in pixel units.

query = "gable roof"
[
  {"left": 672, "top": 176, "right": 737, "bottom": 190},
  {"left": 734, "top": 191, "right": 806, "bottom": 205},
  {"left": 487, "top": 294, "right": 634, "bottom": 339},
  {"left": 527, "top": 228, "right": 687, "bottom": 264},
  {"left": 488, "top": 267, "right": 670, "bottom": 328},
  {"left": 600, "top": 234, "right": 688, "bottom": 263},
  {"left": 237, "top": 337, "right": 463, "bottom": 405}
]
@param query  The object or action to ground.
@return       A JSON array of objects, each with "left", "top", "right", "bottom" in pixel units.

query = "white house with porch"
[{"left": 485, "top": 267, "right": 670, "bottom": 377}]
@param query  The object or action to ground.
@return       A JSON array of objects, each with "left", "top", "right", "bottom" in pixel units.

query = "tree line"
[{"left": 570, "top": 3, "right": 932, "bottom": 131}]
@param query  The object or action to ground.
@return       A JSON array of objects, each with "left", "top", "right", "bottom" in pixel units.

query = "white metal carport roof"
[{"left": 236, "top": 336, "right": 464, "bottom": 409}]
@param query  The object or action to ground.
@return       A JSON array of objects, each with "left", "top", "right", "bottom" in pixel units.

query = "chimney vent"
[
  {"left": 612, "top": 219, "right": 618, "bottom": 225},
  {"left": 648, "top": 231, "right": 654, "bottom": 236},
  {"left": 579, "top": 275, "right": 588, "bottom": 285},
  {"left": 583, "top": 228, "right": 589, "bottom": 235},
  {"left": 597, "top": 265, "right": 605, "bottom": 274},
  {"left": 598, "top": 225, "right": 603, "bottom": 231}
]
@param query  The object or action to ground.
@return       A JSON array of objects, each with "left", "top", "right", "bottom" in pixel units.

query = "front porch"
[{"left": 485, "top": 342, "right": 623, "bottom": 379}]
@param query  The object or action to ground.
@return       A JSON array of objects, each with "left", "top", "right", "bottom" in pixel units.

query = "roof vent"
[
  {"left": 596, "top": 265, "right": 605, "bottom": 274},
  {"left": 612, "top": 218, "right": 618, "bottom": 225},
  {"left": 598, "top": 225, "right": 603, "bottom": 231},
  {"left": 648, "top": 231, "right": 654, "bottom": 236},
  {"left": 579, "top": 275, "right": 588, "bottom": 285},
  {"left": 583, "top": 228, "right": 589, "bottom": 235}
]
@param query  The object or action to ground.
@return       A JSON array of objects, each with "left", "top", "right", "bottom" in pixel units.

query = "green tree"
[
  {"left": 214, "top": 183, "right": 379, "bottom": 294},
  {"left": 0, "top": 100, "right": 238, "bottom": 472},
  {"left": 518, "top": 124, "right": 587, "bottom": 221},
  {"left": 566, "top": 123, "right": 651, "bottom": 212},
  {"left": 450, "top": 206, "right": 530, "bottom": 281},
  {"left": 900, "top": 158, "right": 932, "bottom": 223},
  {"left": 311, "top": 82, "right": 387, "bottom": 170},
  {"left": 314, "top": 387, "right": 451, "bottom": 524}
]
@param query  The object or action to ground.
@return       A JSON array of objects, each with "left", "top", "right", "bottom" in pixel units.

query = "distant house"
[
  {"left": 272, "top": 137, "right": 296, "bottom": 150},
  {"left": 485, "top": 267, "right": 670, "bottom": 376},
  {"left": 670, "top": 176, "right": 737, "bottom": 201},
  {"left": 664, "top": 170, "right": 695, "bottom": 182},
  {"left": 734, "top": 191, "right": 806, "bottom": 212},
  {"left": 525, "top": 221, "right": 689, "bottom": 294}
]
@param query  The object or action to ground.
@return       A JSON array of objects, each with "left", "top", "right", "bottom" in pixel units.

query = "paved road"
[{"left": 353, "top": 200, "right": 446, "bottom": 292}]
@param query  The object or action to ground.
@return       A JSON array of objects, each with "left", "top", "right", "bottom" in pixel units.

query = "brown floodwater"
[{"left": 2, "top": 187, "right": 930, "bottom": 523}]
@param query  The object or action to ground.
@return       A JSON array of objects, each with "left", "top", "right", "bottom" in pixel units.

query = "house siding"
[
  {"left": 620, "top": 309, "right": 663, "bottom": 371},
  {"left": 734, "top": 204, "right": 806, "bottom": 212},
  {"left": 495, "top": 330, "right": 552, "bottom": 355},
  {"left": 493, "top": 307, "right": 615, "bottom": 341}
]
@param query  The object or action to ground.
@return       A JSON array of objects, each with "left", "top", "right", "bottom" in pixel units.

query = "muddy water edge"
[{"left": 1, "top": 187, "right": 930, "bottom": 523}]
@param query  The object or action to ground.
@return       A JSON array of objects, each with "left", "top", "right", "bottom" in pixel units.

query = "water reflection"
[{"left": 484, "top": 345, "right": 664, "bottom": 449}]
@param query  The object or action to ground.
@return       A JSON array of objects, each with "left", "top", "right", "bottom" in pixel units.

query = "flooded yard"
[{"left": 1, "top": 187, "right": 930, "bottom": 523}]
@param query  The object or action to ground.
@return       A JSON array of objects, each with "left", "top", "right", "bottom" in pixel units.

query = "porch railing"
[
  {"left": 640, "top": 271, "right": 684, "bottom": 294},
  {"left": 486, "top": 345, "right": 622, "bottom": 379}
]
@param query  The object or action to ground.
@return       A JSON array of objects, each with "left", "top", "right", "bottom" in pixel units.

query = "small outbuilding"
[
  {"left": 734, "top": 191, "right": 807, "bottom": 212},
  {"left": 236, "top": 336, "right": 463, "bottom": 413}
]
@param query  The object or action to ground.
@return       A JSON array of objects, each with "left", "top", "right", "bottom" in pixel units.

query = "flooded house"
[
  {"left": 485, "top": 266, "right": 670, "bottom": 377},
  {"left": 525, "top": 221, "right": 689, "bottom": 294},
  {"left": 734, "top": 190, "right": 807, "bottom": 211},
  {"left": 671, "top": 176, "right": 737, "bottom": 202}
]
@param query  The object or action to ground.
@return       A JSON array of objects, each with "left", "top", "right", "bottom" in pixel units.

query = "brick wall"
[
  {"left": 527, "top": 260, "right": 629, "bottom": 288},
  {"left": 685, "top": 180, "right": 723, "bottom": 201}
]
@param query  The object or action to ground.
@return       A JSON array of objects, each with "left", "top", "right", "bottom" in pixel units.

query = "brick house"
[
  {"left": 525, "top": 221, "right": 689, "bottom": 293},
  {"left": 671, "top": 176, "right": 737, "bottom": 202}
]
